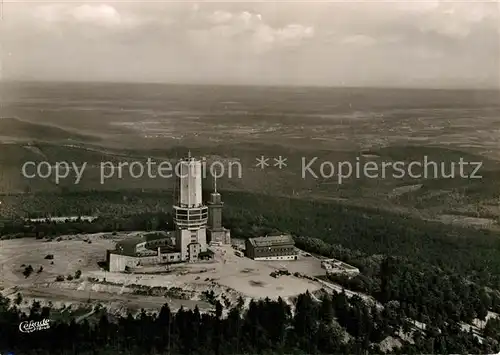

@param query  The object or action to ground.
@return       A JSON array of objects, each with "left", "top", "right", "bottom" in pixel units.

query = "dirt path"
[
  {"left": 76, "top": 309, "right": 96, "bottom": 323},
  {"left": 19, "top": 286, "right": 212, "bottom": 312}
]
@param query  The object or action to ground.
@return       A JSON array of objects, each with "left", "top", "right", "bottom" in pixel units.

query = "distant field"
[
  {"left": 1, "top": 82, "right": 499, "bottom": 155},
  {"left": 0, "top": 141, "right": 499, "bottom": 228}
]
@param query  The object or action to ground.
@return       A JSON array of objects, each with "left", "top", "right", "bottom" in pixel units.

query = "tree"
[
  {"left": 23, "top": 265, "right": 34, "bottom": 278},
  {"left": 477, "top": 289, "right": 491, "bottom": 321},
  {"left": 293, "top": 291, "right": 319, "bottom": 353},
  {"left": 319, "top": 293, "right": 335, "bottom": 324},
  {"left": 237, "top": 296, "right": 245, "bottom": 309},
  {"left": 379, "top": 256, "right": 396, "bottom": 303},
  {"left": 14, "top": 292, "right": 23, "bottom": 306},
  {"left": 318, "top": 320, "right": 344, "bottom": 353},
  {"left": 215, "top": 300, "right": 223, "bottom": 320},
  {"left": 484, "top": 317, "right": 500, "bottom": 340}
]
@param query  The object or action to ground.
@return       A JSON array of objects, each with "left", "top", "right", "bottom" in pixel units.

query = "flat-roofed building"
[
  {"left": 321, "top": 259, "right": 360, "bottom": 276},
  {"left": 106, "top": 232, "right": 182, "bottom": 272},
  {"left": 245, "top": 234, "right": 298, "bottom": 261}
]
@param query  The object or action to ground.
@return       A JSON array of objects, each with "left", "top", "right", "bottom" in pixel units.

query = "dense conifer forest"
[
  {"left": 1, "top": 189, "right": 500, "bottom": 353},
  {"left": 1, "top": 288, "right": 499, "bottom": 354}
]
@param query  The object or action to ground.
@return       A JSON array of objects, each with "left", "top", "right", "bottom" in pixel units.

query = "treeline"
[
  {"left": 296, "top": 236, "right": 500, "bottom": 327},
  {"left": 0, "top": 212, "right": 173, "bottom": 238},
  {"left": 1, "top": 289, "right": 499, "bottom": 355},
  {"left": 2, "top": 190, "right": 500, "bottom": 353},
  {"left": 0, "top": 190, "right": 175, "bottom": 219},
  {"left": 221, "top": 191, "right": 500, "bottom": 289},
  {"left": 2, "top": 189, "right": 500, "bottom": 289}
]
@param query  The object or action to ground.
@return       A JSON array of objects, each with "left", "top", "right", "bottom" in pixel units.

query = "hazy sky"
[{"left": 2, "top": 0, "right": 499, "bottom": 88}]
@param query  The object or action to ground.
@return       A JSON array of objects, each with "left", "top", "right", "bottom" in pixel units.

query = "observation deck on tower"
[{"left": 173, "top": 155, "right": 208, "bottom": 230}]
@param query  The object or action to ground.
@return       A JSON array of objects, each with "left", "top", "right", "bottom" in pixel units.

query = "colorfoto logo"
[{"left": 18, "top": 319, "right": 51, "bottom": 333}]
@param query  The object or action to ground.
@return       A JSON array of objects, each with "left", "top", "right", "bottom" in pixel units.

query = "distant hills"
[
  {"left": 0, "top": 117, "right": 100, "bottom": 144},
  {"left": 0, "top": 119, "right": 498, "bottom": 230}
]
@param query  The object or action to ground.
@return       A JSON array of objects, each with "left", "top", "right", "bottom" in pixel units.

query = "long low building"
[
  {"left": 321, "top": 258, "right": 360, "bottom": 276},
  {"left": 27, "top": 216, "right": 98, "bottom": 223},
  {"left": 245, "top": 234, "right": 298, "bottom": 261},
  {"left": 107, "top": 232, "right": 182, "bottom": 272}
]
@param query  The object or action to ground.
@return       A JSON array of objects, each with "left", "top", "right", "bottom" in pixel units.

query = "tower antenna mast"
[{"left": 173, "top": 151, "right": 178, "bottom": 205}]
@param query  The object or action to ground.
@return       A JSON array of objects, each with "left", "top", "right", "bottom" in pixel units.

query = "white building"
[
  {"left": 173, "top": 155, "right": 208, "bottom": 262},
  {"left": 107, "top": 232, "right": 182, "bottom": 272},
  {"left": 245, "top": 234, "right": 298, "bottom": 261},
  {"left": 321, "top": 258, "right": 360, "bottom": 276},
  {"left": 107, "top": 154, "right": 225, "bottom": 272}
]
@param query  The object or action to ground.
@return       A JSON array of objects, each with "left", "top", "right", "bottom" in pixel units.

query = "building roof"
[
  {"left": 200, "top": 249, "right": 214, "bottom": 255},
  {"left": 157, "top": 245, "right": 177, "bottom": 253},
  {"left": 115, "top": 237, "right": 142, "bottom": 256},
  {"left": 321, "top": 259, "right": 359, "bottom": 271},
  {"left": 112, "top": 232, "right": 176, "bottom": 257},
  {"left": 247, "top": 234, "right": 294, "bottom": 248},
  {"left": 144, "top": 231, "right": 173, "bottom": 242}
]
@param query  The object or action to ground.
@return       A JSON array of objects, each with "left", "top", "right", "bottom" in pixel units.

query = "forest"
[
  {"left": 1, "top": 287, "right": 499, "bottom": 355},
  {"left": 2, "top": 189, "right": 500, "bottom": 288},
  {"left": 1, "top": 189, "right": 500, "bottom": 353}
]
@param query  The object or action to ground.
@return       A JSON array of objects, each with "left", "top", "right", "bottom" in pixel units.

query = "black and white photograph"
[{"left": 1, "top": 1, "right": 500, "bottom": 354}]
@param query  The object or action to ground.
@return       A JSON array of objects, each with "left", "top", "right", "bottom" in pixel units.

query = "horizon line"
[{"left": 3, "top": 78, "right": 500, "bottom": 92}]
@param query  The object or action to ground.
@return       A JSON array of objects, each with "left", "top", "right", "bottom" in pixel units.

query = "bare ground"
[
  {"left": 0, "top": 233, "right": 327, "bottom": 316},
  {"left": 91, "top": 245, "right": 325, "bottom": 301},
  {"left": 0, "top": 233, "right": 211, "bottom": 315}
]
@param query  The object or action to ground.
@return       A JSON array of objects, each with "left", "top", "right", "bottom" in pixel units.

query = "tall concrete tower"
[
  {"left": 207, "top": 177, "right": 223, "bottom": 230},
  {"left": 173, "top": 154, "right": 208, "bottom": 261},
  {"left": 207, "top": 176, "right": 231, "bottom": 245}
]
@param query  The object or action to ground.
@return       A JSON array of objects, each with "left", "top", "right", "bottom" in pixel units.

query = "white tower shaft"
[
  {"left": 173, "top": 155, "right": 208, "bottom": 261},
  {"left": 178, "top": 159, "right": 202, "bottom": 207}
]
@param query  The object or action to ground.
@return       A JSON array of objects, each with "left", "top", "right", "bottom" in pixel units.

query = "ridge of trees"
[
  {"left": 2, "top": 189, "right": 500, "bottom": 288},
  {"left": 2, "top": 191, "right": 500, "bottom": 353},
  {"left": 1, "top": 288, "right": 499, "bottom": 355}
]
